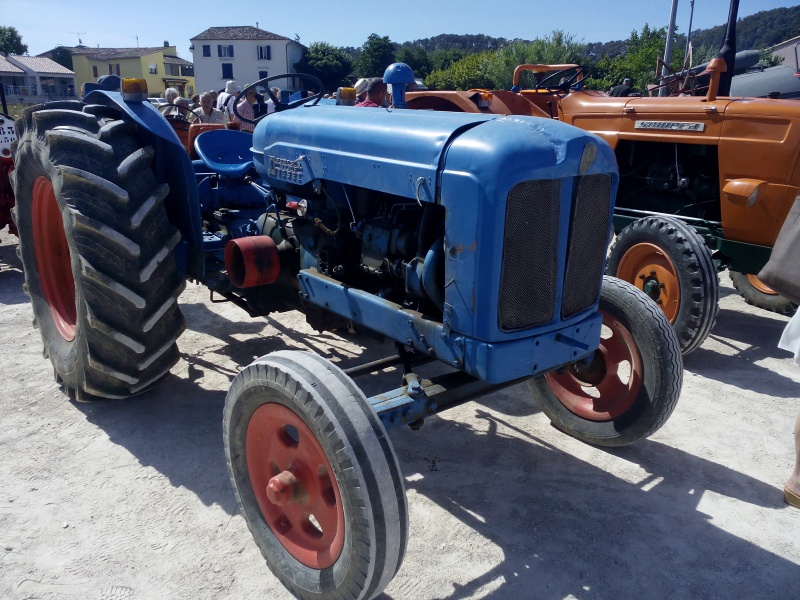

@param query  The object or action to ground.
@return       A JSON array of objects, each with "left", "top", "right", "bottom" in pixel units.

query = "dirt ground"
[{"left": 1, "top": 227, "right": 799, "bottom": 600}]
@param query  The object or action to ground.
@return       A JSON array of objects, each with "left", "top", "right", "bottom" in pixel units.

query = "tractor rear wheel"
[
  {"left": 528, "top": 276, "right": 683, "bottom": 447},
  {"left": 730, "top": 271, "right": 797, "bottom": 315},
  {"left": 606, "top": 215, "right": 718, "bottom": 354},
  {"left": 11, "top": 101, "right": 185, "bottom": 400},
  {"left": 224, "top": 350, "right": 408, "bottom": 600}
]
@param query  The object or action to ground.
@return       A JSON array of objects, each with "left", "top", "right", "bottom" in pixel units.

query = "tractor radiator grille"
[
  {"left": 498, "top": 179, "right": 560, "bottom": 331},
  {"left": 561, "top": 174, "right": 612, "bottom": 319}
]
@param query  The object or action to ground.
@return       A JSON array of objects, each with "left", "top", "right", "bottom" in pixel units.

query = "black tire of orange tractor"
[
  {"left": 11, "top": 100, "right": 185, "bottom": 400},
  {"left": 528, "top": 276, "right": 683, "bottom": 447},
  {"left": 224, "top": 350, "right": 408, "bottom": 600},
  {"left": 729, "top": 271, "right": 797, "bottom": 315},
  {"left": 606, "top": 215, "right": 719, "bottom": 355}
]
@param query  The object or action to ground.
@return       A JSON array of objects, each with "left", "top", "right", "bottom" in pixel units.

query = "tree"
[
  {"left": 425, "top": 52, "right": 494, "bottom": 91},
  {"left": 589, "top": 24, "right": 677, "bottom": 93},
  {"left": 294, "top": 42, "right": 353, "bottom": 93},
  {"left": 485, "top": 31, "right": 586, "bottom": 90},
  {"left": 395, "top": 45, "right": 432, "bottom": 80},
  {"left": 50, "top": 46, "right": 73, "bottom": 70},
  {"left": 0, "top": 26, "right": 27, "bottom": 55},
  {"left": 356, "top": 34, "right": 397, "bottom": 78}
]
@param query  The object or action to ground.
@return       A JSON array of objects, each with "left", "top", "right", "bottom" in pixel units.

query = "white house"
[
  {"left": 190, "top": 26, "right": 306, "bottom": 96},
  {"left": 1, "top": 55, "right": 76, "bottom": 103}
]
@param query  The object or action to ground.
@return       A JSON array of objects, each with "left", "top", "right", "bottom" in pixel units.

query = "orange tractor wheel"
[
  {"left": 730, "top": 271, "right": 797, "bottom": 315},
  {"left": 606, "top": 216, "right": 719, "bottom": 355}
]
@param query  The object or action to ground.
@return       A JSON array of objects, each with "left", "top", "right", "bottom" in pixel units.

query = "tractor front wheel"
[
  {"left": 606, "top": 215, "right": 719, "bottom": 354},
  {"left": 528, "top": 276, "right": 683, "bottom": 447},
  {"left": 11, "top": 101, "right": 185, "bottom": 399},
  {"left": 224, "top": 350, "right": 408, "bottom": 600}
]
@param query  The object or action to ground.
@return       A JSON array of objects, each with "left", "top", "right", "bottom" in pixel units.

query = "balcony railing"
[{"left": 3, "top": 85, "right": 77, "bottom": 99}]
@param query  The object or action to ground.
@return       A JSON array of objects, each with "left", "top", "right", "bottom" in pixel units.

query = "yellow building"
[{"left": 41, "top": 43, "right": 195, "bottom": 98}]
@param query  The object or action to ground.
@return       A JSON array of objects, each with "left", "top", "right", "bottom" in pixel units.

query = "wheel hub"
[
  {"left": 267, "top": 470, "right": 305, "bottom": 506},
  {"left": 616, "top": 242, "right": 680, "bottom": 323},
  {"left": 641, "top": 274, "right": 664, "bottom": 301},
  {"left": 246, "top": 403, "right": 344, "bottom": 569},
  {"left": 545, "top": 310, "right": 643, "bottom": 421}
]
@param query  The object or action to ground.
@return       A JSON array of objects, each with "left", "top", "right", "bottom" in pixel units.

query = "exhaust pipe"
[
  {"left": 225, "top": 236, "right": 280, "bottom": 288},
  {"left": 716, "top": 0, "right": 740, "bottom": 97}
]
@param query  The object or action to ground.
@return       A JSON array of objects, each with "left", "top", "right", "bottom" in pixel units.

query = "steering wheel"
[
  {"left": 158, "top": 103, "right": 200, "bottom": 123},
  {"left": 232, "top": 73, "right": 324, "bottom": 126},
  {"left": 535, "top": 66, "right": 592, "bottom": 95}
]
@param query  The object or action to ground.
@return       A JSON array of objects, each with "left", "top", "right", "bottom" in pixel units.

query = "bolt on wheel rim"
[
  {"left": 545, "top": 310, "right": 643, "bottom": 421},
  {"left": 32, "top": 176, "right": 76, "bottom": 341},
  {"left": 616, "top": 242, "right": 680, "bottom": 322},
  {"left": 246, "top": 402, "right": 344, "bottom": 569}
]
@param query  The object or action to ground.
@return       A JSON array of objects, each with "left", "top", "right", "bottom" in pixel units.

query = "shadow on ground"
[
  {"left": 382, "top": 407, "right": 799, "bottom": 599},
  {"left": 687, "top": 307, "right": 799, "bottom": 398}
]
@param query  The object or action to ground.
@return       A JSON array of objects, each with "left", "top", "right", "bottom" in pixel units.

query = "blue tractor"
[{"left": 11, "top": 73, "right": 681, "bottom": 599}]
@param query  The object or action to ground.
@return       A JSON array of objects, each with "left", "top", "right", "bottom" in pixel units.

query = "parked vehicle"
[
  {"left": 0, "top": 112, "right": 15, "bottom": 235},
  {"left": 406, "top": 3, "right": 800, "bottom": 354},
  {"left": 10, "top": 73, "right": 682, "bottom": 599}
]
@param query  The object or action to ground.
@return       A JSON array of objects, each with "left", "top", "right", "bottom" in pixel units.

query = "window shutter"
[
  {"left": 229, "top": 45, "right": 234, "bottom": 57},
  {"left": 203, "top": 45, "right": 210, "bottom": 57},
  {"left": 218, "top": 44, "right": 223, "bottom": 57},
  {"left": 266, "top": 45, "right": 271, "bottom": 60}
]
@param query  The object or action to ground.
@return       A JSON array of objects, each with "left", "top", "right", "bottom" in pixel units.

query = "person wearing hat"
[
  {"left": 355, "top": 78, "right": 387, "bottom": 108},
  {"left": 353, "top": 78, "right": 369, "bottom": 103},
  {"left": 216, "top": 80, "right": 239, "bottom": 119}
]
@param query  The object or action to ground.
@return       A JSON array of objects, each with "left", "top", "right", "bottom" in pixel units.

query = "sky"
[{"left": 4, "top": 0, "right": 797, "bottom": 62}]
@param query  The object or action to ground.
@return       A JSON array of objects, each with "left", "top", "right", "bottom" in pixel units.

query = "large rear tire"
[
  {"left": 606, "top": 215, "right": 719, "bottom": 354},
  {"left": 528, "top": 276, "right": 683, "bottom": 447},
  {"left": 224, "top": 351, "right": 408, "bottom": 600},
  {"left": 730, "top": 271, "right": 796, "bottom": 315},
  {"left": 11, "top": 101, "right": 185, "bottom": 400}
]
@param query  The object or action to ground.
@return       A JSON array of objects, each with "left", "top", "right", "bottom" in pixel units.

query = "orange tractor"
[{"left": 407, "top": 56, "right": 800, "bottom": 354}]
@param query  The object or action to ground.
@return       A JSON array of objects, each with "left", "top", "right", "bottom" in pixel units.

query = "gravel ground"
[{"left": 1, "top": 228, "right": 799, "bottom": 600}]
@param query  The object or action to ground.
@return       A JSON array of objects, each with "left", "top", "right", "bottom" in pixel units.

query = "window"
[
  {"left": 258, "top": 71, "right": 269, "bottom": 79},
  {"left": 108, "top": 63, "right": 120, "bottom": 76},
  {"left": 257, "top": 45, "right": 271, "bottom": 60},
  {"left": 202, "top": 44, "right": 210, "bottom": 57},
  {"left": 148, "top": 63, "right": 157, "bottom": 74},
  {"left": 92, "top": 65, "right": 98, "bottom": 78},
  {"left": 218, "top": 44, "right": 234, "bottom": 58},
  {"left": 222, "top": 63, "right": 233, "bottom": 79}
]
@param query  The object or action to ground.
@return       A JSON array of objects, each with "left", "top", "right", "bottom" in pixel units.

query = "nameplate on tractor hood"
[
  {"left": 268, "top": 155, "right": 306, "bottom": 184},
  {"left": 634, "top": 120, "right": 705, "bottom": 132}
]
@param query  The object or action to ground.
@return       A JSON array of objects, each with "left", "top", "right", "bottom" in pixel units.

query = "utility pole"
[{"left": 659, "top": 0, "right": 679, "bottom": 96}]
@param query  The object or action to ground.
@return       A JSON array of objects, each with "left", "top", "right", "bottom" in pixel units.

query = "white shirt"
[{"left": 216, "top": 91, "right": 238, "bottom": 117}]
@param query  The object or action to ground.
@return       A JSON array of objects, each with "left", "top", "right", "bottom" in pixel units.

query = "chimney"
[{"left": 164, "top": 41, "right": 169, "bottom": 48}]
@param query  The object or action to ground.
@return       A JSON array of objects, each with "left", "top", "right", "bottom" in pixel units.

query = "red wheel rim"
[
  {"left": 32, "top": 176, "right": 76, "bottom": 341},
  {"left": 544, "top": 310, "right": 643, "bottom": 421},
  {"left": 616, "top": 242, "right": 680, "bottom": 323},
  {"left": 745, "top": 274, "right": 778, "bottom": 296},
  {"left": 246, "top": 402, "right": 344, "bottom": 569}
]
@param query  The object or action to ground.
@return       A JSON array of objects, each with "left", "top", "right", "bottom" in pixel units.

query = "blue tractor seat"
[{"left": 193, "top": 129, "right": 255, "bottom": 178}]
